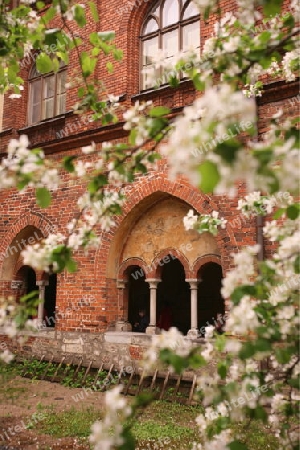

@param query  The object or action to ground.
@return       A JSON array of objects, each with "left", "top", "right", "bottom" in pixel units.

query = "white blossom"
[
  {"left": 225, "top": 296, "right": 259, "bottom": 335},
  {"left": 183, "top": 209, "right": 198, "bottom": 230}
]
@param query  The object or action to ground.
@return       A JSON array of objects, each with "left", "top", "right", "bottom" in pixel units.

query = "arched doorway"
[
  {"left": 127, "top": 266, "right": 150, "bottom": 328},
  {"left": 157, "top": 256, "right": 190, "bottom": 334},
  {"left": 197, "top": 262, "right": 225, "bottom": 334}
]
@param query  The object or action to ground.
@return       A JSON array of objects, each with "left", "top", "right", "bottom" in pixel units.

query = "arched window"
[
  {"left": 28, "top": 60, "right": 66, "bottom": 125},
  {"left": 141, "top": 0, "right": 200, "bottom": 90}
]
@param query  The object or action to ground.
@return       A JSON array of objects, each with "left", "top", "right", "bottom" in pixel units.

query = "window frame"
[
  {"left": 27, "top": 61, "right": 67, "bottom": 126},
  {"left": 140, "top": 0, "right": 200, "bottom": 91}
]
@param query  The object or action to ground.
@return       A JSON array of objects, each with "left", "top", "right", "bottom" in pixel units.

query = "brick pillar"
[{"left": 115, "top": 280, "right": 132, "bottom": 331}]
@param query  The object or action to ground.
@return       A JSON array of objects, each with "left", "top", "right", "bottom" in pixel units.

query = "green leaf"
[
  {"left": 66, "top": 258, "right": 77, "bottom": 273},
  {"left": 192, "top": 73, "right": 205, "bottom": 91},
  {"left": 287, "top": 204, "right": 300, "bottom": 220},
  {"left": 43, "top": 6, "right": 55, "bottom": 23},
  {"left": 273, "top": 207, "right": 285, "bottom": 219},
  {"left": 129, "top": 129, "right": 138, "bottom": 146},
  {"left": 119, "top": 429, "right": 135, "bottom": 450},
  {"left": 36, "top": 187, "right": 52, "bottom": 208},
  {"left": 218, "top": 363, "right": 227, "bottom": 379},
  {"left": 259, "top": 31, "right": 272, "bottom": 44},
  {"left": 148, "top": 117, "right": 168, "bottom": 138},
  {"left": 255, "top": 338, "right": 272, "bottom": 352},
  {"left": 215, "top": 139, "right": 241, "bottom": 163},
  {"left": 36, "top": 53, "right": 53, "bottom": 74},
  {"left": 263, "top": 0, "right": 284, "bottom": 17},
  {"left": 198, "top": 161, "right": 220, "bottom": 193},
  {"left": 88, "top": 1, "right": 99, "bottom": 22},
  {"left": 106, "top": 61, "right": 114, "bottom": 73},
  {"left": 74, "top": 4, "right": 86, "bottom": 27},
  {"left": 63, "top": 156, "right": 76, "bottom": 173},
  {"left": 288, "top": 375, "right": 300, "bottom": 389},
  {"left": 20, "top": 290, "right": 39, "bottom": 305},
  {"left": 36, "top": 1, "right": 45, "bottom": 10},
  {"left": 231, "top": 285, "right": 257, "bottom": 305},
  {"left": 88, "top": 175, "right": 107, "bottom": 193},
  {"left": 80, "top": 52, "right": 97, "bottom": 78},
  {"left": 239, "top": 341, "right": 255, "bottom": 359},
  {"left": 98, "top": 31, "right": 115, "bottom": 42},
  {"left": 228, "top": 440, "right": 248, "bottom": 450},
  {"left": 78, "top": 87, "right": 85, "bottom": 98},
  {"left": 149, "top": 106, "right": 171, "bottom": 117}
]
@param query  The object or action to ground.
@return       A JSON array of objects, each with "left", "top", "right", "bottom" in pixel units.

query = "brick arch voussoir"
[
  {"left": 118, "top": 257, "right": 148, "bottom": 282},
  {"left": 151, "top": 247, "right": 192, "bottom": 279},
  {"left": 0, "top": 212, "right": 54, "bottom": 275},
  {"left": 192, "top": 254, "right": 222, "bottom": 279}
]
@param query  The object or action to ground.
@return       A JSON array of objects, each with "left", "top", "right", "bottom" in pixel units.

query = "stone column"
[
  {"left": 186, "top": 279, "right": 199, "bottom": 339},
  {"left": 115, "top": 280, "right": 132, "bottom": 331},
  {"left": 36, "top": 280, "right": 49, "bottom": 327},
  {"left": 145, "top": 279, "right": 161, "bottom": 335}
]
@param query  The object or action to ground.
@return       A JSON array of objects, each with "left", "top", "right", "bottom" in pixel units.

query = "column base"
[
  {"left": 146, "top": 325, "right": 160, "bottom": 335},
  {"left": 187, "top": 328, "right": 200, "bottom": 339},
  {"left": 115, "top": 321, "right": 132, "bottom": 332}
]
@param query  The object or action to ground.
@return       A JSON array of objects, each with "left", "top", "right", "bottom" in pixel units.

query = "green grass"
[
  {"left": 0, "top": 362, "right": 28, "bottom": 402},
  {"left": 231, "top": 421, "right": 280, "bottom": 450},
  {"left": 132, "top": 401, "right": 201, "bottom": 449},
  {"left": 132, "top": 420, "right": 198, "bottom": 440},
  {"left": 0, "top": 363, "right": 281, "bottom": 449},
  {"left": 37, "top": 406, "right": 102, "bottom": 438},
  {"left": 131, "top": 401, "right": 280, "bottom": 450}
]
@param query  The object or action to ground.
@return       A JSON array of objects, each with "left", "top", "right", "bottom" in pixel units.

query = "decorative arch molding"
[
  {"left": 0, "top": 212, "right": 54, "bottom": 280},
  {"left": 118, "top": 0, "right": 158, "bottom": 95},
  {"left": 151, "top": 247, "right": 192, "bottom": 279},
  {"left": 192, "top": 254, "right": 223, "bottom": 278},
  {"left": 14, "top": 257, "right": 44, "bottom": 283},
  {"left": 117, "top": 257, "right": 148, "bottom": 281}
]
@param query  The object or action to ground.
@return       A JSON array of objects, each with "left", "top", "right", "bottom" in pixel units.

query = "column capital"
[
  {"left": 36, "top": 280, "right": 49, "bottom": 287},
  {"left": 186, "top": 279, "right": 199, "bottom": 289},
  {"left": 117, "top": 279, "right": 127, "bottom": 289},
  {"left": 145, "top": 278, "right": 161, "bottom": 289},
  {"left": 10, "top": 280, "right": 23, "bottom": 290}
]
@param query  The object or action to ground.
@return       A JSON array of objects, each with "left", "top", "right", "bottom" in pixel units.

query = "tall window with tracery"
[
  {"left": 28, "top": 61, "right": 66, "bottom": 125},
  {"left": 140, "top": 0, "right": 200, "bottom": 90}
]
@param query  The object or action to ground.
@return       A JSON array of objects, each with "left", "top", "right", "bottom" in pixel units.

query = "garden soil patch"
[{"left": 0, "top": 376, "right": 105, "bottom": 449}]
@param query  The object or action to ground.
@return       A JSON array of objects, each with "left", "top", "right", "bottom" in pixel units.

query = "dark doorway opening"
[
  {"left": 15, "top": 265, "right": 37, "bottom": 318},
  {"left": 25, "top": 266, "right": 37, "bottom": 296},
  {"left": 197, "top": 262, "right": 225, "bottom": 334},
  {"left": 44, "top": 274, "right": 57, "bottom": 327},
  {"left": 128, "top": 266, "right": 150, "bottom": 328},
  {"left": 157, "top": 256, "right": 190, "bottom": 335}
]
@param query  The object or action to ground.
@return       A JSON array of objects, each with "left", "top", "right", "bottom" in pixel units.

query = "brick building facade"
[{"left": 0, "top": 0, "right": 298, "bottom": 361}]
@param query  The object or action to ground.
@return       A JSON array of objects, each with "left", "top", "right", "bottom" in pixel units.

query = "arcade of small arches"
[
  {"left": 116, "top": 253, "right": 225, "bottom": 337},
  {"left": 1, "top": 193, "right": 228, "bottom": 336}
]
